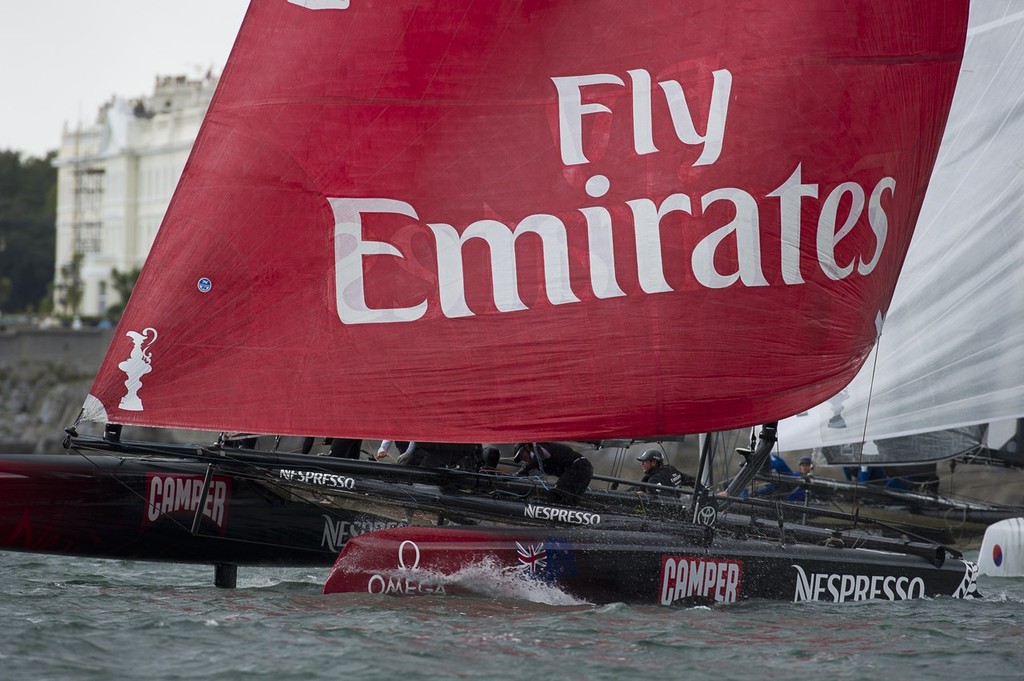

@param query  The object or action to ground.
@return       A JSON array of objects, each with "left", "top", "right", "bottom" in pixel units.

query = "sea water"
[{"left": 1, "top": 550, "right": 1021, "bottom": 681}]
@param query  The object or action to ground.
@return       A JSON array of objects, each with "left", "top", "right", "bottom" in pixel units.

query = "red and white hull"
[{"left": 324, "top": 525, "right": 979, "bottom": 605}]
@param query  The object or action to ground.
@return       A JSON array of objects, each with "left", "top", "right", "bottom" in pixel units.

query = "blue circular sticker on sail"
[{"left": 197, "top": 277, "right": 213, "bottom": 293}]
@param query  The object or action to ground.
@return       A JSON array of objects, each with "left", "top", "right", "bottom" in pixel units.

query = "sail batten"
[{"left": 87, "top": 0, "right": 969, "bottom": 442}]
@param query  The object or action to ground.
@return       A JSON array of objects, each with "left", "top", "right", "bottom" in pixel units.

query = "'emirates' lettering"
[{"left": 331, "top": 67, "right": 892, "bottom": 325}]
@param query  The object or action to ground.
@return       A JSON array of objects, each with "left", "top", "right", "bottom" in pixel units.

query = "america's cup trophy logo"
[{"left": 117, "top": 327, "right": 158, "bottom": 411}]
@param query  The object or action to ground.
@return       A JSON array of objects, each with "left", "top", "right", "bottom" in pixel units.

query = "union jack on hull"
[{"left": 516, "top": 542, "right": 547, "bottom": 574}]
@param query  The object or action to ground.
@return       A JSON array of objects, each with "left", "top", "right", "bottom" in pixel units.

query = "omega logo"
[
  {"left": 397, "top": 540, "right": 421, "bottom": 570},
  {"left": 366, "top": 540, "right": 446, "bottom": 595}
]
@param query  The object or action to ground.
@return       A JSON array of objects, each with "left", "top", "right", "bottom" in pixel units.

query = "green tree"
[
  {"left": 106, "top": 266, "right": 142, "bottom": 320},
  {"left": 0, "top": 275, "right": 11, "bottom": 314},
  {"left": 0, "top": 149, "right": 57, "bottom": 312},
  {"left": 56, "top": 251, "right": 83, "bottom": 318}
]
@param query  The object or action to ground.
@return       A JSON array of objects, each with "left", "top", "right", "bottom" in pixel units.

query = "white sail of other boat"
[{"left": 779, "top": 3, "right": 1024, "bottom": 460}]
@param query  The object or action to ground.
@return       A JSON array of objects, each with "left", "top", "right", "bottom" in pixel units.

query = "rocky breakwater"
[{"left": 0, "top": 328, "right": 113, "bottom": 453}]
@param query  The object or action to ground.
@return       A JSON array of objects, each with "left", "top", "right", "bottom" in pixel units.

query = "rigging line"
[
  {"left": 968, "top": 9, "right": 1024, "bottom": 38},
  {"left": 852, "top": 317, "right": 886, "bottom": 512},
  {"left": 607, "top": 445, "right": 624, "bottom": 484},
  {"left": 61, "top": 459, "right": 344, "bottom": 559},
  {"left": 720, "top": 431, "right": 735, "bottom": 489},
  {"left": 524, "top": 445, "right": 555, "bottom": 495},
  {"left": 158, "top": 532, "right": 334, "bottom": 556},
  {"left": 69, "top": 440, "right": 388, "bottom": 532},
  {"left": 614, "top": 445, "right": 626, "bottom": 481},
  {"left": 66, "top": 446, "right": 230, "bottom": 540},
  {"left": 247, "top": 472, "right": 408, "bottom": 513}
]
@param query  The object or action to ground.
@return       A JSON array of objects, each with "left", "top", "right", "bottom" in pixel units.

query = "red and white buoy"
[{"left": 979, "top": 518, "right": 1024, "bottom": 577}]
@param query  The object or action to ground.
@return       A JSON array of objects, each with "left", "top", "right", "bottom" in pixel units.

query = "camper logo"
[
  {"left": 660, "top": 556, "right": 742, "bottom": 605},
  {"left": 144, "top": 473, "right": 231, "bottom": 532},
  {"left": 117, "top": 327, "right": 157, "bottom": 411}
]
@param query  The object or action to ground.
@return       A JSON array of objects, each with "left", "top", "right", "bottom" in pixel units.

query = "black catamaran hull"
[
  {"left": 0, "top": 445, "right": 982, "bottom": 605},
  {"left": 0, "top": 454, "right": 373, "bottom": 566},
  {"left": 324, "top": 525, "right": 979, "bottom": 605}
]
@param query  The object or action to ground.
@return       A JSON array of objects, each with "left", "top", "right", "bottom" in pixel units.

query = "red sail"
[{"left": 85, "top": 0, "right": 969, "bottom": 441}]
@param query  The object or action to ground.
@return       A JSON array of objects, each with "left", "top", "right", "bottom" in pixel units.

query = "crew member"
[
  {"left": 327, "top": 438, "right": 362, "bottom": 459},
  {"left": 480, "top": 446, "right": 503, "bottom": 473},
  {"left": 632, "top": 448, "right": 694, "bottom": 494},
  {"left": 514, "top": 442, "right": 593, "bottom": 505},
  {"left": 381, "top": 441, "right": 482, "bottom": 469},
  {"left": 787, "top": 455, "right": 814, "bottom": 502},
  {"left": 376, "top": 440, "right": 417, "bottom": 462}
]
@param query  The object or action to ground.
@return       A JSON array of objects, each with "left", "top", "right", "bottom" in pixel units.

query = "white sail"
[{"left": 780, "top": 2, "right": 1024, "bottom": 455}]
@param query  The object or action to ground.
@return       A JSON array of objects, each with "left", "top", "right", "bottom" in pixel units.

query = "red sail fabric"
[{"left": 85, "top": 0, "right": 969, "bottom": 441}]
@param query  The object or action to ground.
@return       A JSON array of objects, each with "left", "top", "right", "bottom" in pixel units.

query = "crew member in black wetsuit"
[
  {"left": 480, "top": 446, "right": 503, "bottom": 473},
  {"left": 513, "top": 442, "right": 593, "bottom": 505},
  {"left": 631, "top": 448, "right": 694, "bottom": 494},
  {"left": 402, "top": 442, "right": 482, "bottom": 469},
  {"left": 299, "top": 437, "right": 363, "bottom": 458},
  {"left": 327, "top": 438, "right": 362, "bottom": 459}
]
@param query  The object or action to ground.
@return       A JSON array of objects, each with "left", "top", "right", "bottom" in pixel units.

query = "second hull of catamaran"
[
  {"left": 0, "top": 453, "right": 384, "bottom": 567},
  {"left": 748, "top": 475, "right": 1024, "bottom": 546},
  {"left": 802, "top": 499, "right": 1019, "bottom": 547},
  {"left": 323, "top": 525, "right": 979, "bottom": 605}
]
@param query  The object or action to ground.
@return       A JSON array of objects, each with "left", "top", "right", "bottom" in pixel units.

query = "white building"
[{"left": 53, "top": 74, "right": 217, "bottom": 318}]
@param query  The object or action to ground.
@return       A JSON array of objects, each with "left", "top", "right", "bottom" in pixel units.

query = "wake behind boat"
[{"left": 1, "top": 0, "right": 986, "bottom": 604}]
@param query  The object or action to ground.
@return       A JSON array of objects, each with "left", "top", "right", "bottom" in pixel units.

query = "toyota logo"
[{"left": 696, "top": 505, "right": 717, "bottom": 527}]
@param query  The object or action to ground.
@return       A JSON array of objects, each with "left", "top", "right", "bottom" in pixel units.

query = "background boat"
[
  {"left": 767, "top": 3, "right": 1024, "bottom": 544},
  {"left": 778, "top": 2, "right": 1024, "bottom": 493}
]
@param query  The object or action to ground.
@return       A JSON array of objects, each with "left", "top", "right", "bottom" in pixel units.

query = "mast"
[{"left": 720, "top": 423, "right": 779, "bottom": 509}]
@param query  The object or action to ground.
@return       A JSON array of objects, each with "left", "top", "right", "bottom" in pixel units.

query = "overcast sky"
[{"left": 0, "top": 1, "right": 250, "bottom": 159}]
